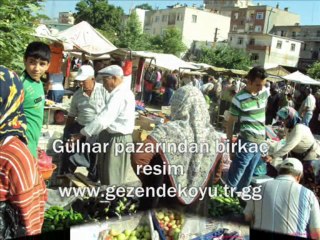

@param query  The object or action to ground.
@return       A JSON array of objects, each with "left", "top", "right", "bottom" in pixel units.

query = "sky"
[{"left": 42, "top": 0, "right": 320, "bottom": 25}]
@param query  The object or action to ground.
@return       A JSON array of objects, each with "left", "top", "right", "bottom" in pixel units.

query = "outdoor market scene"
[{"left": 1, "top": 0, "right": 320, "bottom": 240}]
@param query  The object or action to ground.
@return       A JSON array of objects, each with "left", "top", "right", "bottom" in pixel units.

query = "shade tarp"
[
  {"left": 265, "top": 65, "right": 290, "bottom": 77},
  {"left": 56, "top": 21, "right": 117, "bottom": 55},
  {"left": 131, "top": 51, "right": 198, "bottom": 71},
  {"left": 229, "top": 69, "right": 248, "bottom": 76},
  {"left": 283, "top": 71, "right": 320, "bottom": 85}
]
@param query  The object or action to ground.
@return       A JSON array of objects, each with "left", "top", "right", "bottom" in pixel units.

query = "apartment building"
[
  {"left": 229, "top": 4, "right": 300, "bottom": 35},
  {"left": 144, "top": 5, "right": 230, "bottom": 48},
  {"left": 270, "top": 25, "right": 320, "bottom": 69},
  {"left": 204, "top": 0, "right": 253, "bottom": 16},
  {"left": 229, "top": 32, "right": 302, "bottom": 68}
]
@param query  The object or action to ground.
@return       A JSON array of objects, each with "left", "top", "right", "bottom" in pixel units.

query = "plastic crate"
[
  {"left": 191, "top": 229, "right": 226, "bottom": 240},
  {"left": 151, "top": 211, "right": 166, "bottom": 240},
  {"left": 70, "top": 211, "right": 158, "bottom": 240}
]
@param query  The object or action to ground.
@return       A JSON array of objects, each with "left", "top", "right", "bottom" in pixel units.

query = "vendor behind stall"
[
  {"left": 80, "top": 65, "right": 135, "bottom": 185},
  {"left": 60, "top": 65, "right": 109, "bottom": 182},
  {"left": 0, "top": 66, "right": 47, "bottom": 238},
  {"left": 265, "top": 106, "right": 320, "bottom": 200},
  {"left": 131, "top": 85, "right": 222, "bottom": 210}
]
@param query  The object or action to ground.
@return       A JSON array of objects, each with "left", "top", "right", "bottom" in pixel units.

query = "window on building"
[
  {"left": 317, "top": 30, "right": 320, "bottom": 37},
  {"left": 276, "top": 40, "right": 282, "bottom": 49},
  {"left": 255, "top": 25, "right": 262, "bottom": 32},
  {"left": 232, "top": 25, "right": 237, "bottom": 31},
  {"left": 240, "top": 20, "right": 244, "bottom": 25},
  {"left": 249, "top": 38, "right": 255, "bottom": 45},
  {"left": 292, "top": 32, "right": 296, "bottom": 37},
  {"left": 230, "top": 37, "right": 233, "bottom": 42},
  {"left": 250, "top": 13, "right": 255, "bottom": 20},
  {"left": 155, "top": 16, "right": 160, "bottom": 22},
  {"left": 256, "top": 12, "right": 264, "bottom": 20},
  {"left": 249, "top": 25, "right": 254, "bottom": 31},
  {"left": 238, "top": 37, "right": 243, "bottom": 45},
  {"left": 304, "top": 43, "right": 307, "bottom": 51},
  {"left": 192, "top": 15, "right": 197, "bottom": 23},
  {"left": 177, "top": 13, "right": 182, "bottom": 21},
  {"left": 162, "top": 15, "right": 168, "bottom": 22},
  {"left": 250, "top": 53, "right": 259, "bottom": 61},
  {"left": 291, "top": 43, "right": 296, "bottom": 51},
  {"left": 234, "top": 12, "right": 239, "bottom": 19},
  {"left": 281, "top": 31, "right": 286, "bottom": 37},
  {"left": 168, "top": 13, "right": 176, "bottom": 25}
]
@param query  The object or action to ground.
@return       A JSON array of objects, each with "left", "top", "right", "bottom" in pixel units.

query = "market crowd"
[{"left": 0, "top": 40, "right": 319, "bottom": 239}]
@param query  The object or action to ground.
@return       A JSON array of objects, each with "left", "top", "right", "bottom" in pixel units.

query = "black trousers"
[{"left": 60, "top": 122, "right": 99, "bottom": 182}]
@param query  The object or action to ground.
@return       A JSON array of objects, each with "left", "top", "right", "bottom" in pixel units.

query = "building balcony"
[
  {"left": 247, "top": 44, "right": 269, "bottom": 51},
  {"left": 295, "top": 36, "right": 320, "bottom": 42}
]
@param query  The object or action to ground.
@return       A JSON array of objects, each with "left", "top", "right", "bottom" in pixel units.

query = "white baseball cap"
[
  {"left": 75, "top": 65, "right": 95, "bottom": 81},
  {"left": 98, "top": 65, "right": 124, "bottom": 78},
  {"left": 279, "top": 158, "right": 303, "bottom": 174}
]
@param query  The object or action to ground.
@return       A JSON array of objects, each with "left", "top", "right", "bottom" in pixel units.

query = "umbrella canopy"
[
  {"left": 56, "top": 21, "right": 117, "bottom": 55},
  {"left": 283, "top": 71, "right": 320, "bottom": 85}
]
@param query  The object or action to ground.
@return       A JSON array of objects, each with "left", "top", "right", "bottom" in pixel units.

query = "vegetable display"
[
  {"left": 102, "top": 224, "right": 151, "bottom": 240},
  {"left": 71, "top": 196, "right": 139, "bottom": 220},
  {"left": 154, "top": 209, "right": 184, "bottom": 240},
  {"left": 208, "top": 185, "right": 243, "bottom": 218},
  {"left": 42, "top": 206, "right": 84, "bottom": 232}
]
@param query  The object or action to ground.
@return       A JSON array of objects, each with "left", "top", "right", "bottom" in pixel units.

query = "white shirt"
[
  {"left": 81, "top": 83, "right": 135, "bottom": 137},
  {"left": 68, "top": 82, "right": 109, "bottom": 126},
  {"left": 244, "top": 175, "right": 320, "bottom": 238},
  {"left": 272, "top": 123, "right": 320, "bottom": 160},
  {"left": 303, "top": 94, "right": 316, "bottom": 111},
  {"left": 49, "top": 73, "right": 64, "bottom": 91}
]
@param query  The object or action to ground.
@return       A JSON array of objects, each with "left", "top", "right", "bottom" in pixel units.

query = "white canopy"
[
  {"left": 131, "top": 51, "right": 197, "bottom": 71},
  {"left": 283, "top": 71, "right": 320, "bottom": 85},
  {"left": 56, "top": 21, "right": 117, "bottom": 55},
  {"left": 33, "top": 24, "right": 58, "bottom": 41}
]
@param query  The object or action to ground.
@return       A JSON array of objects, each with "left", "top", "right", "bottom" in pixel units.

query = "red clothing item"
[
  {"left": 47, "top": 44, "right": 64, "bottom": 74},
  {"left": 0, "top": 137, "right": 47, "bottom": 236},
  {"left": 144, "top": 80, "right": 154, "bottom": 92}
]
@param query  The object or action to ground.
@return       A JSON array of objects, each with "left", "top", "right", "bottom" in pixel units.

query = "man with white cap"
[
  {"left": 60, "top": 65, "right": 109, "bottom": 182},
  {"left": 244, "top": 158, "right": 320, "bottom": 239},
  {"left": 80, "top": 65, "right": 135, "bottom": 185}
]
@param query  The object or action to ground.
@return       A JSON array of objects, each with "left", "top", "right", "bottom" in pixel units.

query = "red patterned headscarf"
[{"left": 0, "top": 66, "right": 27, "bottom": 143}]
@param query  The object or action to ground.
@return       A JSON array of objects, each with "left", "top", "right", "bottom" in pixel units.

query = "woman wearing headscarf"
[
  {"left": 0, "top": 66, "right": 47, "bottom": 237},
  {"left": 265, "top": 106, "right": 320, "bottom": 200},
  {"left": 131, "top": 85, "right": 223, "bottom": 210}
]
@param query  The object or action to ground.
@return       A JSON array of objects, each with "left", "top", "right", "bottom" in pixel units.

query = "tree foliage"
[
  {"left": 74, "top": 0, "right": 124, "bottom": 45},
  {"left": 0, "top": 0, "right": 43, "bottom": 72},
  {"left": 160, "top": 27, "right": 187, "bottom": 56},
  {"left": 118, "top": 11, "right": 145, "bottom": 50},
  {"left": 307, "top": 61, "right": 320, "bottom": 80},
  {"left": 135, "top": 3, "right": 153, "bottom": 11},
  {"left": 198, "top": 46, "right": 252, "bottom": 70}
]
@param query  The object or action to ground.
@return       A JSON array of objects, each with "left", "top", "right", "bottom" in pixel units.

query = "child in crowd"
[{"left": 21, "top": 42, "right": 51, "bottom": 158}]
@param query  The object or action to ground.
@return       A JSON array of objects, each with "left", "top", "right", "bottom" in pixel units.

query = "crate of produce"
[
  {"left": 152, "top": 209, "right": 185, "bottom": 240},
  {"left": 98, "top": 211, "right": 158, "bottom": 240},
  {"left": 208, "top": 185, "right": 243, "bottom": 219}
]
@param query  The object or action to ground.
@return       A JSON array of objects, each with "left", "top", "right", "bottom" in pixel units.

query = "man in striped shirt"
[
  {"left": 0, "top": 66, "right": 47, "bottom": 237},
  {"left": 244, "top": 158, "right": 320, "bottom": 239},
  {"left": 226, "top": 66, "right": 268, "bottom": 190}
]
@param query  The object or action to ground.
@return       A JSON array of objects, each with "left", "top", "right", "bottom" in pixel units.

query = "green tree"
[
  {"left": 135, "top": 3, "right": 153, "bottom": 10},
  {"left": 198, "top": 46, "right": 252, "bottom": 70},
  {"left": 161, "top": 27, "right": 187, "bottom": 56},
  {"left": 118, "top": 12, "right": 145, "bottom": 50},
  {"left": 74, "top": 0, "right": 124, "bottom": 44},
  {"left": 0, "top": 0, "right": 44, "bottom": 72},
  {"left": 307, "top": 61, "right": 320, "bottom": 80}
]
